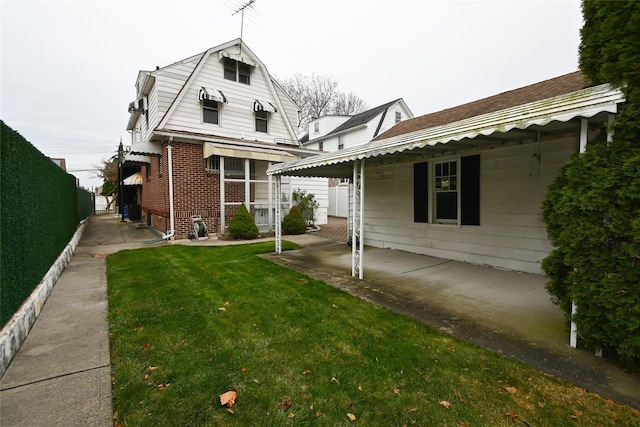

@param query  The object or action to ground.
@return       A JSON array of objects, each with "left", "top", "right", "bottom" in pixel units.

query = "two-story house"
[
  {"left": 124, "top": 39, "right": 328, "bottom": 238},
  {"left": 301, "top": 99, "right": 413, "bottom": 216}
]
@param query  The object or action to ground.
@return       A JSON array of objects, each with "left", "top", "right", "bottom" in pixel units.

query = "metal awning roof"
[
  {"left": 254, "top": 99, "right": 277, "bottom": 113},
  {"left": 199, "top": 87, "right": 227, "bottom": 103},
  {"left": 123, "top": 171, "right": 144, "bottom": 185},
  {"left": 267, "top": 83, "right": 625, "bottom": 178},
  {"left": 128, "top": 139, "right": 162, "bottom": 156},
  {"left": 203, "top": 142, "right": 295, "bottom": 163}
]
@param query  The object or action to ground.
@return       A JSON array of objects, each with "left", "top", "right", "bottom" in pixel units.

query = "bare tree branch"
[{"left": 275, "top": 73, "right": 368, "bottom": 135}]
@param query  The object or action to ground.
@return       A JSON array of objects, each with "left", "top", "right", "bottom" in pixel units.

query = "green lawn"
[{"left": 107, "top": 242, "right": 639, "bottom": 426}]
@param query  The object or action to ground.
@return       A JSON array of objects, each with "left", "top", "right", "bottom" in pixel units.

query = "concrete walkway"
[
  {"left": 0, "top": 215, "right": 159, "bottom": 426},
  {"left": 1, "top": 215, "right": 638, "bottom": 426},
  {"left": 264, "top": 243, "right": 640, "bottom": 410}
]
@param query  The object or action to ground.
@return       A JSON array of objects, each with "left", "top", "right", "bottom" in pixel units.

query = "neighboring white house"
[
  {"left": 124, "top": 38, "right": 327, "bottom": 238},
  {"left": 269, "top": 72, "right": 625, "bottom": 275},
  {"left": 303, "top": 99, "right": 413, "bottom": 152},
  {"left": 302, "top": 99, "right": 413, "bottom": 217}
]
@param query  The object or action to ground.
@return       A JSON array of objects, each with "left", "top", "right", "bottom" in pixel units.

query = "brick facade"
[{"left": 139, "top": 140, "right": 257, "bottom": 238}]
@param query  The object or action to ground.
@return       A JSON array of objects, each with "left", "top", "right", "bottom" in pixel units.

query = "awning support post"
[
  {"left": 220, "top": 157, "right": 226, "bottom": 232},
  {"left": 275, "top": 175, "right": 282, "bottom": 254},
  {"left": 268, "top": 162, "right": 273, "bottom": 230},
  {"left": 351, "top": 159, "right": 364, "bottom": 279}
]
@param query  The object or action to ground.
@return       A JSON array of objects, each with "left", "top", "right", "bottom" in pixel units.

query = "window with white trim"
[
  {"left": 202, "top": 100, "right": 219, "bottom": 124},
  {"left": 206, "top": 156, "right": 245, "bottom": 176},
  {"left": 434, "top": 160, "right": 458, "bottom": 222},
  {"left": 223, "top": 57, "right": 251, "bottom": 85},
  {"left": 413, "top": 155, "right": 481, "bottom": 226},
  {"left": 338, "top": 135, "right": 345, "bottom": 150},
  {"left": 255, "top": 110, "right": 268, "bottom": 133},
  {"left": 318, "top": 141, "right": 324, "bottom": 151},
  {"left": 314, "top": 122, "right": 320, "bottom": 133},
  {"left": 395, "top": 111, "right": 402, "bottom": 124}
]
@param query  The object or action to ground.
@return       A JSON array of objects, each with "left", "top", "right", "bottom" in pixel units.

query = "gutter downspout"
[{"left": 162, "top": 137, "right": 175, "bottom": 240}]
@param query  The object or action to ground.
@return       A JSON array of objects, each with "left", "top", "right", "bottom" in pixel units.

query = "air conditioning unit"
[{"left": 128, "top": 96, "right": 148, "bottom": 113}]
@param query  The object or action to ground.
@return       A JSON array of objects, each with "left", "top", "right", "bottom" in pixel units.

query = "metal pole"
[{"left": 118, "top": 140, "right": 124, "bottom": 222}]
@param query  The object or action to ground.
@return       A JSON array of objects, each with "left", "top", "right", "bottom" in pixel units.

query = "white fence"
[
  {"left": 95, "top": 195, "right": 115, "bottom": 212},
  {"left": 328, "top": 185, "right": 349, "bottom": 218}
]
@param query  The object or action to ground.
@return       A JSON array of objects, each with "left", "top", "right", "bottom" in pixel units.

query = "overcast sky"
[{"left": 1, "top": 0, "right": 583, "bottom": 190}]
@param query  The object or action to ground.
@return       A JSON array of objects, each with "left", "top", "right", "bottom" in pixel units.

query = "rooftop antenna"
[{"left": 233, "top": 0, "right": 256, "bottom": 55}]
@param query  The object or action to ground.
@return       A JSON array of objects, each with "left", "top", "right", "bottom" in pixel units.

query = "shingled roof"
[
  {"left": 325, "top": 99, "right": 402, "bottom": 138},
  {"left": 374, "top": 72, "right": 591, "bottom": 142}
]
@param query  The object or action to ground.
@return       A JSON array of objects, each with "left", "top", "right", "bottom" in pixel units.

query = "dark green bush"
[
  {"left": 542, "top": 135, "right": 640, "bottom": 368},
  {"left": 282, "top": 205, "right": 307, "bottom": 235},
  {"left": 227, "top": 203, "right": 259, "bottom": 239},
  {"left": 542, "top": 0, "right": 640, "bottom": 369},
  {"left": 292, "top": 188, "right": 319, "bottom": 226}
]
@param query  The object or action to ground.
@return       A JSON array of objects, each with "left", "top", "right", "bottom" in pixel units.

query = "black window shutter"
[
  {"left": 461, "top": 154, "right": 480, "bottom": 226},
  {"left": 413, "top": 162, "right": 429, "bottom": 223}
]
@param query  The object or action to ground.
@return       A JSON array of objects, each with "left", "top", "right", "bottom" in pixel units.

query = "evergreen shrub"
[
  {"left": 227, "top": 203, "right": 259, "bottom": 239},
  {"left": 282, "top": 206, "right": 307, "bottom": 235},
  {"left": 542, "top": 132, "right": 640, "bottom": 368}
]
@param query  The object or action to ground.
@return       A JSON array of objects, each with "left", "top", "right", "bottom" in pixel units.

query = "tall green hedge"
[
  {"left": 542, "top": 1, "right": 640, "bottom": 368},
  {"left": 1, "top": 121, "right": 91, "bottom": 327}
]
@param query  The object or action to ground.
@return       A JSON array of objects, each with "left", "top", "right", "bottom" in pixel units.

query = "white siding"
[
  {"left": 287, "top": 177, "right": 329, "bottom": 225},
  {"left": 274, "top": 83, "right": 300, "bottom": 136},
  {"left": 308, "top": 116, "right": 351, "bottom": 140},
  {"left": 162, "top": 52, "right": 296, "bottom": 142},
  {"left": 360, "top": 136, "right": 577, "bottom": 274}
]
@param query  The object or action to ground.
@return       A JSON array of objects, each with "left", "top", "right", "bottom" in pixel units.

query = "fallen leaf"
[
  {"left": 136, "top": 326, "right": 145, "bottom": 331},
  {"left": 332, "top": 304, "right": 338, "bottom": 308},
  {"left": 113, "top": 410, "right": 119, "bottom": 420},
  {"left": 538, "top": 401, "right": 545, "bottom": 408},
  {"left": 347, "top": 412, "right": 357, "bottom": 422},
  {"left": 393, "top": 388, "right": 400, "bottom": 396},
  {"left": 331, "top": 376, "right": 340, "bottom": 384},
  {"left": 279, "top": 400, "right": 292, "bottom": 411},
  {"left": 358, "top": 384, "right": 363, "bottom": 391},
  {"left": 460, "top": 422, "right": 469, "bottom": 427},
  {"left": 227, "top": 408, "right": 235, "bottom": 415},
  {"left": 218, "top": 307, "right": 226, "bottom": 311},
  {"left": 449, "top": 345, "right": 456, "bottom": 352},
  {"left": 506, "top": 411, "right": 518, "bottom": 419},
  {"left": 224, "top": 301, "right": 230, "bottom": 305},
  {"left": 288, "top": 413, "right": 295, "bottom": 418},
  {"left": 505, "top": 386, "right": 518, "bottom": 394},
  {"left": 407, "top": 407, "right": 418, "bottom": 412},
  {"left": 148, "top": 366, "right": 158, "bottom": 372},
  {"left": 157, "top": 383, "right": 170, "bottom": 390},
  {"left": 143, "top": 343, "right": 150, "bottom": 351},
  {"left": 303, "top": 369, "right": 311, "bottom": 375},
  {"left": 242, "top": 367, "right": 248, "bottom": 372},
  {"left": 571, "top": 410, "right": 582, "bottom": 419},
  {"left": 316, "top": 410, "right": 322, "bottom": 417},
  {"left": 439, "top": 400, "right": 452, "bottom": 409},
  {"left": 219, "top": 391, "right": 237, "bottom": 408}
]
